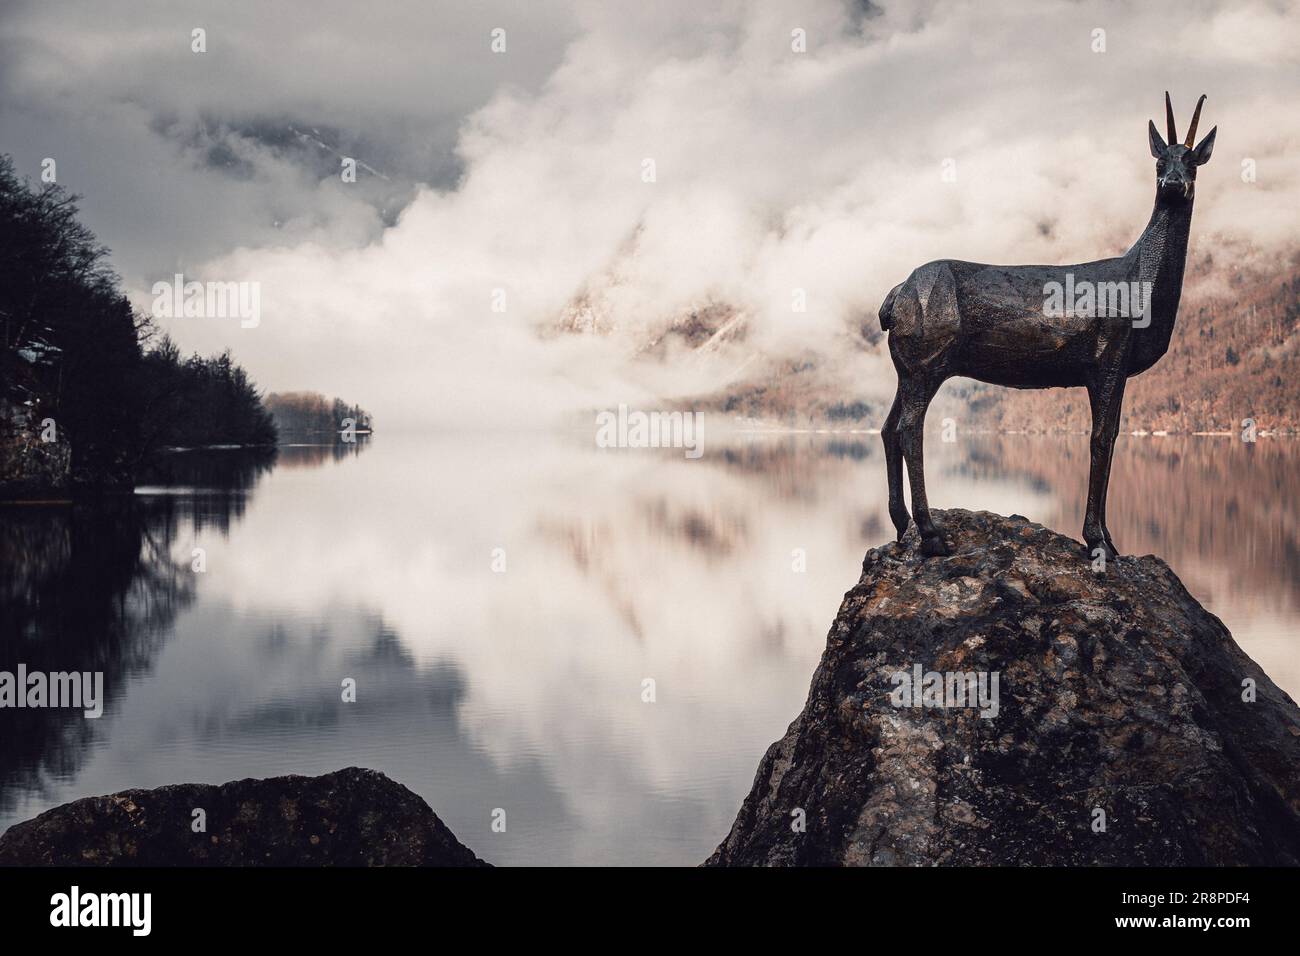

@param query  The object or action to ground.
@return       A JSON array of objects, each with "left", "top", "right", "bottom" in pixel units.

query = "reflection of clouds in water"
[
  {"left": 192, "top": 437, "right": 883, "bottom": 863},
  {"left": 5, "top": 433, "right": 1295, "bottom": 864},
  {"left": 1227, "top": 610, "right": 1300, "bottom": 710},
  {"left": 165, "top": 433, "right": 1300, "bottom": 862},
  {"left": 160, "top": 434, "right": 921, "bottom": 862},
  {"left": 7, "top": 603, "right": 580, "bottom": 864}
]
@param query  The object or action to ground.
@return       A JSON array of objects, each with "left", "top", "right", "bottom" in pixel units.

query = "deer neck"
[{"left": 1129, "top": 196, "right": 1194, "bottom": 330}]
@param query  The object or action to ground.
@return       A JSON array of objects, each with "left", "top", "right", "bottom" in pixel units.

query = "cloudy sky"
[{"left": 2, "top": 0, "right": 1297, "bottom": 427}]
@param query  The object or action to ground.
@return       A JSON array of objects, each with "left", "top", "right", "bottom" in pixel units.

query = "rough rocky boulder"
[
  {"left": 0, "top": 767, "right": 487, "bottom": 866},
  {"left": 707, "top": 509, "right": 1300, "bottom": 866}
]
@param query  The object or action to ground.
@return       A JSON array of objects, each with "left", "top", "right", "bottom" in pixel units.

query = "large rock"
[
  {"left": 0, "top": 767, "right": 487, "bottom": 866},
  {"left": 707, "top": 509, "right": 1300, "bottom": 866}
]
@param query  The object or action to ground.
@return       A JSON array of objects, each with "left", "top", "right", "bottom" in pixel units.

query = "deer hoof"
[
  {"left": 920, "top": 531, "right": 951, "bottom": 557},
  {"left": 1085, "top": 538, "right": 1119, "bottom": 562},
  {"left": 888, "top": 499, "right": 911, "bottom": 541}
]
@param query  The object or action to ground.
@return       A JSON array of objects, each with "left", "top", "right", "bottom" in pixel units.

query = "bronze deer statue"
[{"left": 878, "top": 93, "right": 1215, "bottom": 559}]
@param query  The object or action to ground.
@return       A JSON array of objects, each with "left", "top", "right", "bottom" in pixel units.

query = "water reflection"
[
  {"left": 0, "top": 432, "right": 1294, "bottom": 865},
  {"left": 274, "top": 440, "right": 372, "bottom": 470},
  {"left": 0, "top": 499, "right": 191, "bottom": 813},
  {"left": 1, "top": 446, "right": 309, "bottom": 813},
  {"left": 955, "top": 436, "right": 1300, "bottom": 612}
]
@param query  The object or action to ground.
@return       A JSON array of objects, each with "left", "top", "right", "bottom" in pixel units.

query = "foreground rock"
[
  {"left": 708, "top": 509, "right": 1300, "bottom": 866},
  {"left": 0, "top": 767, "right": 487, "bottom": 866}
]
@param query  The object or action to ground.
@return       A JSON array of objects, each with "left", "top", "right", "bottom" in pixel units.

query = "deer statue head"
[{"left": 1148, "top": 92, "right": 1216, "bottom": 202}]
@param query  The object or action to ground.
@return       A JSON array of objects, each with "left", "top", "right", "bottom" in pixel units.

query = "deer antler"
[
  {"left": 1184, "top": 95, "right": 1207, "bottom": 147},
  {"left": 1165, "top": 92, "right": 1178, "bottom": 145}
]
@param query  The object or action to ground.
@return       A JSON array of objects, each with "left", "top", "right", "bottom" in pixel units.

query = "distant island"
[
  {"left": 0, "top": 154, "right": 371, "bottom": 500},
  {"left": 265, "top": 392, "right": 373, "bottom": 445}
]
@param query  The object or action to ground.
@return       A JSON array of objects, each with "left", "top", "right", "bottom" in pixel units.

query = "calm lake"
[{"left": 1, "top": 432, "right": 1296, "bottom": 865}]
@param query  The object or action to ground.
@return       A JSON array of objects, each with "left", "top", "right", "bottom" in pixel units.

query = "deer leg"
[
  {"left": 1084, "top": 372, "right": 1126, "bottom": 560},
  {"left": 1099, "top": 428, "right": 1121, "bottom": 555},
  {"left": 882, "top": 390, "right": 909, "bottom": 540},
  {"left": 898, "top": 376, "right": 949, "bottom": 557}
]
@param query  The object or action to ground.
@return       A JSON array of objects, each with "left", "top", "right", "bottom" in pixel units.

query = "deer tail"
[{"left": 878, "top": 284, "right": 900, "bottom": 332}]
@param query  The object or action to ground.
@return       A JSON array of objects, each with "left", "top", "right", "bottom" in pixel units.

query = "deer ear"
[
  {"left": 1191, "top": 126, "right": 1216, "bottom": 165},
  {"left": 1148, "top": 120, "right": 1167, "bottom": 158}
]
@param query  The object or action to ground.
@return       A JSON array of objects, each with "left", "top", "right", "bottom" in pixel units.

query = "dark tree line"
[
  {"left": 0, "top": 154, "right": 275, "bottom": 493},
  {"left": 140, "top": 338, "right": 276, "bottom": 450}
]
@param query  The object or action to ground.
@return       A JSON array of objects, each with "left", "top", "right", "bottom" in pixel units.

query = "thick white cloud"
[{"left": 2, "top": 0, "right": 1297, "bottom": 426}]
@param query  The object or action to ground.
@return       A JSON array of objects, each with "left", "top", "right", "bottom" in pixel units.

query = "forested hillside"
[
  {"left": 679, "top": 254, "right": 1300, "bottom": 435},
  {"left": 985, "top": 255, "right": 1300, "bottom": 433},
  {"left": 0, "top": 154, "right": 276, "bottom": 497}
]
